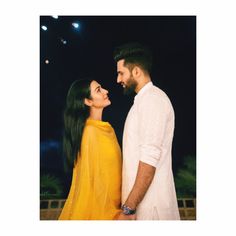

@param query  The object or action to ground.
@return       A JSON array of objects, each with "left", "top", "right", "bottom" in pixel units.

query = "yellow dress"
[{"left": 58, "top": 119, "right": 121, "bottom": 220}]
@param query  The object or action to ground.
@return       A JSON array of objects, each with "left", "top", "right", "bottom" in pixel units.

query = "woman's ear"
[{"left": 84, "top": 98, "right": 93, "bottom": 107}]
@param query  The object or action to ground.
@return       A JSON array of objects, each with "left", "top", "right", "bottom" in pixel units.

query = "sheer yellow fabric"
[{"left": 58, "top": 119, "right": 121, "bottom": 220}]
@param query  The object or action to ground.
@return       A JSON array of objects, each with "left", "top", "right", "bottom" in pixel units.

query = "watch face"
[
  {"left": 122, "top": 205, "right": 135, "bottom": 215},
  {"left": 122, "top": 206, "right": 128, "bottom": 215},
  {"left": 124, "top": 208, "right": 129, "bottom": 215}
]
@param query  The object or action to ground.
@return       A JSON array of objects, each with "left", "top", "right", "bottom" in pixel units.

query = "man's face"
[{"left": 116, "top": 59, "right": 137, "bottom": 95}]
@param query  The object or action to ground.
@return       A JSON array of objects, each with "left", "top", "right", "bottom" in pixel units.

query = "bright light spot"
[
  {"left": 60, "top": 38, "right": 67, "bottom": 45},
  {"left": 51, "top": 15, "right": 58, "bottom": 19},
  {"left": 41, "top": 25, "right": 47, "bottom": 31},
  {"left": 45, "top": 59, "right": 49, "bottom": 64},
  {"left": 72, "top": 22, "right": 80, "bottom": 29}
]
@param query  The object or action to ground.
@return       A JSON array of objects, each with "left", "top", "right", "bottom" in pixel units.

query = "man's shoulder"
[{"left": 143, "top": 84, "right": 170, "bottom": 103}]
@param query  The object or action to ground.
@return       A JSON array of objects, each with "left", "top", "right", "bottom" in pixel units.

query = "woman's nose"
[{"left": 103, "top": 88, "right": 108, "bottom": 94}]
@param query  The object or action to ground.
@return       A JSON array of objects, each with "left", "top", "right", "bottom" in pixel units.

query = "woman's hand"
[{"left": 114, "top": 211, "right": 136, "bottom": 220}]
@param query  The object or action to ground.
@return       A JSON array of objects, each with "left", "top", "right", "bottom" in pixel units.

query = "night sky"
[{"left": 40, "top": 16, "right": 196, "bottom": 187}]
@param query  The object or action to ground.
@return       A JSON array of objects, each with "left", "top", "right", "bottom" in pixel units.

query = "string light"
[
  {"left": 72, "top": 22, "right": 80, "bottom": 29},
  {"left": 41, "top": 25, "right": 48, "bottom": 31}
]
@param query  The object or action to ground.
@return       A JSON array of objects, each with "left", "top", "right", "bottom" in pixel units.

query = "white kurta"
[{"left": 122, "top": 82, "right": 180, "bottom": 220}]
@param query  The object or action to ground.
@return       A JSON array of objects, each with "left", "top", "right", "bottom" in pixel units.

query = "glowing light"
[
  {"left": 60, "top": 38, "right": 67, "bottom": 45},
  {"left": 72, "top": 22, "right": 80, "bottom": 29},
  {"left": 45, "top": 59, "right": 49, "bottom": 64},
  {"left": 41, "top": 25, "right": 47, "bottom": 31},
  {"left": 51, "top": 15, "right": 58, "bottom": 19}
]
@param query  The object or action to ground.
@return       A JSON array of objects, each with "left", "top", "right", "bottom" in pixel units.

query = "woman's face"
[{"left": 86, "top": 80, "right": 111, "bottom": 108}]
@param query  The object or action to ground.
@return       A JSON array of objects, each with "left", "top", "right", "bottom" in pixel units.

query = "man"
[{"left": 113, "top": 43, "right": 180, "bottom": 220}]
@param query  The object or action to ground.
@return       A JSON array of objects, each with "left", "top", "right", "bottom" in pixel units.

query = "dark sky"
[{"left": 40, "top": 16, "right": 196, "bottom": 179}]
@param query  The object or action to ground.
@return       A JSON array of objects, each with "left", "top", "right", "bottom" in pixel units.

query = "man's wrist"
[{"left": 121, "top": 204, "right": 136, "bottom": 215}]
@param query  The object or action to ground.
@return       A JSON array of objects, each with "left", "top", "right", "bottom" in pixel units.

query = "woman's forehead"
[{"left": 90, "top": 80, "right": 100, "bottom": 90}]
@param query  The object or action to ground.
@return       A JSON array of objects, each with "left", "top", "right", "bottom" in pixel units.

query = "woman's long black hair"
[{"left": 63, "top": 78, "right": 92, "bottom": 171}]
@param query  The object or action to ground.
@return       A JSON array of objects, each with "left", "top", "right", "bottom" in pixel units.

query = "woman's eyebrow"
[{"left": 94, "top": 85, "right": 101, "bottom": 91}]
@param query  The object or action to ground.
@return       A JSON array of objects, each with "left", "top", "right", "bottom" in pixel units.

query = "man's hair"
[{"left": 113, "top": 42, "right": 152, "bottom": 74}]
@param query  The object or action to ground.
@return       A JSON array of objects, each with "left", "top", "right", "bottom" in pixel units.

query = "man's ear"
[
  {"left": 84, "top": 98, "right": 93, "bottom": 107},
  {"left": 132, "top": 66, "right": 141, "bottom": 77}
]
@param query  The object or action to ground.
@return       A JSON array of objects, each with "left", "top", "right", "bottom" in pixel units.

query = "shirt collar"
[{"left": 134, "top": 81, "right": 153, "bottom": 103}]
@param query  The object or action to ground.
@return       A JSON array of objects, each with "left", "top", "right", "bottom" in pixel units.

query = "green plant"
[
  {"left": 40, "top": 174, "right": 63, "bottom": 199},
  {"left": 175, "top": 155, "right": 196, "bottom": 198}
]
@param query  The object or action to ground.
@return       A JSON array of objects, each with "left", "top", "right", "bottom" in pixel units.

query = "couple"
[{"left": 58, "top": 43, "right": 180, "bottom": 220}]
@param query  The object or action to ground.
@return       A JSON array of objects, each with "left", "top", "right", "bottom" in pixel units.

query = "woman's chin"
[{"left": 105, "top": 100, "right": 111, "bottom": 107}]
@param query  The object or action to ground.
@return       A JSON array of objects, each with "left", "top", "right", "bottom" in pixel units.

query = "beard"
[{"left": 123, "top": 76, "right": 138, "bottom": 96}]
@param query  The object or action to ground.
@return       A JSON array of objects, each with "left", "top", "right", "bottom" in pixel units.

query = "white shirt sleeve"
[{"left": 138, "top": 93, "right": 170, "bottom": 168}]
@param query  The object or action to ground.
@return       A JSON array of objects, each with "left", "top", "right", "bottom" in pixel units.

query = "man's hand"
[
  {"left": 114, "top": 211, "right": 136, "bottom": 220},
  {"left": 124, "top": 161, "right": 156, "bottom": 210}
]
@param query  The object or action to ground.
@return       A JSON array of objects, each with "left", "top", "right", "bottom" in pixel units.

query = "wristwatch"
[{"left": 121, "top": 204, "right": 136, "bottom": 215}]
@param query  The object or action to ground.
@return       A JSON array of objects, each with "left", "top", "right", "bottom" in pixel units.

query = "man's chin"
[{"left": 123, "top": 88, "right": 136, "bottom": 96}]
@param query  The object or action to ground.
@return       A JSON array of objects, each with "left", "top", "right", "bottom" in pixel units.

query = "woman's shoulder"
[
  {"left": 83, "top": 123, "right": 97, "bottom": 135},
  {"left": 83, "top": 120, "right": 116, "bottom": 140}
]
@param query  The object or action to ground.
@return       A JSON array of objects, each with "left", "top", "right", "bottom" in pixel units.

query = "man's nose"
[{"left": 117, "top": 76, "right": 121, "bottom": 83}]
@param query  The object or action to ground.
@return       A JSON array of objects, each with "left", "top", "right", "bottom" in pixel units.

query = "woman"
[{"left": 58, "top": 78, "right": 121, "bottom": 220}]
